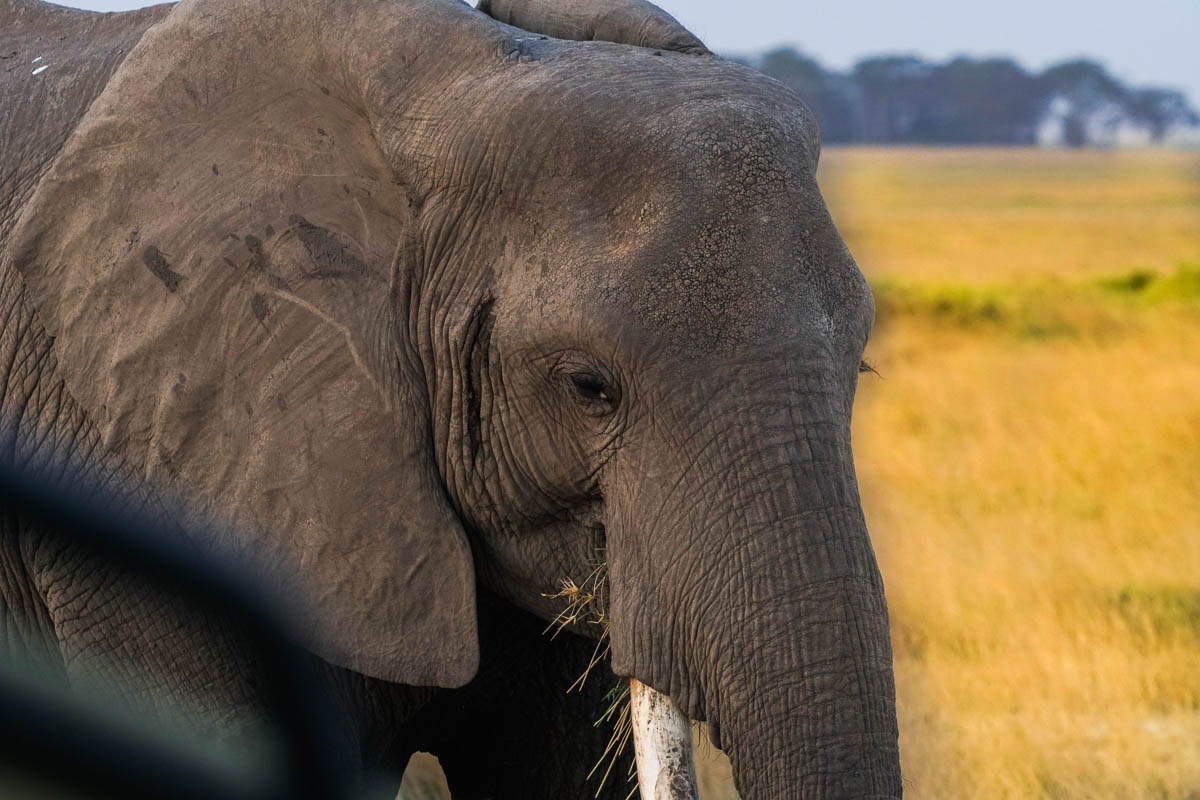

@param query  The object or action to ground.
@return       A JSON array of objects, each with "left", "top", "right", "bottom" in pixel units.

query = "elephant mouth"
[
  {"left": 543, "top": 522, "right": 610, "bottom": 641},
  {"left": 542, "top": 523, "right": 700, "bottom": 799}
]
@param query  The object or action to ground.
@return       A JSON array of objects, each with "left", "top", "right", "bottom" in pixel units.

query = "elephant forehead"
[
  {"left": 572, "top": 175, "right": 864, "bottom": 355},
  {"left": 591, "top": 230, "right": 837, "bottom": 354},
  {"left": 512, "top": 179, "right": 867, "bottom": 357},
  {"left": 534, "top": 75, "right": 840, "bottom": 344},
  {"left": 464, "top": 47, "right": 859, "bottom": 350}
]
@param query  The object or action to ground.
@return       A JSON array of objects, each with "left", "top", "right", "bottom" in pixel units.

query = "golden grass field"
[
  {"left": 401, "top": 147, "right": 1200, "bottom": 799},
  {"left": 838, "top": 148, "right": 1200, "bottom": 799}
]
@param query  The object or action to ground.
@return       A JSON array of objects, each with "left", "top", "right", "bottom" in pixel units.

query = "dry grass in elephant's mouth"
[
  {"left": 543, "top": 557, "right": 611, "bottom": 689},
  {"left": 590, "top": 683, "right": 636, "bottom": 799},
  {"left": 543, "top": 559, "right": 638, "bottom": 798}
]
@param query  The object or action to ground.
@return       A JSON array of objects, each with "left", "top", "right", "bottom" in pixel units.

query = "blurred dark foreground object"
[{"left": 0, "top": 463, "right": 353, "bottom": 800}]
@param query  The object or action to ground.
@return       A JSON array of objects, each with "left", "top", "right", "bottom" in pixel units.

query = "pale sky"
[{"left": 57, "top": 0, "right": 1200, "bottom": 104}]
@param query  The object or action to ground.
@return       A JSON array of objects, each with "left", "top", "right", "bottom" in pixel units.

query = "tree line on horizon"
[{"left": 740, "top": 48, "right": 1199, "bottom": 147}]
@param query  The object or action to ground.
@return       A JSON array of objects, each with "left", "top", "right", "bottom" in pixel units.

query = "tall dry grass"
[
  {"left": 840, "top": 148, "right": 1200, "bottom": 800},
  {"left": 819, "top": 148, "right": 1200, "bottom": 283},
  {"left": 400, "top": 148, "right": 1200, "bottom": 799}
]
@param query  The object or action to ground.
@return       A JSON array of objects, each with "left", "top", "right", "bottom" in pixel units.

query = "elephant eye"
[{"left": 569, "top": 371, "right": 619, "bottom": 409}]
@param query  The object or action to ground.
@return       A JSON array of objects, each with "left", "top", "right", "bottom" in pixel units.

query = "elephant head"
[{"left": 7, "top": 0, "right": 901, "bottom": 796}]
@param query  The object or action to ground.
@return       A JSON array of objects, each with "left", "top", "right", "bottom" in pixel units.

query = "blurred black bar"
[
  {"left": 0, "top": 464, "right": 353, "bottom": 800},
  {"left": 0, "top": 663, "right": 267, "bottom": 800}
]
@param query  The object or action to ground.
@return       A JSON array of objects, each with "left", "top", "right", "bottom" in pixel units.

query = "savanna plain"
[{"left": 401, "top": 147, "right": 1200, "bottom": 799}]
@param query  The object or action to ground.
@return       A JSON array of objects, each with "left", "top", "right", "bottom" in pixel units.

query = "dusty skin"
[{"left": 0, "top": 0, "right": 899, "bottom": 798}]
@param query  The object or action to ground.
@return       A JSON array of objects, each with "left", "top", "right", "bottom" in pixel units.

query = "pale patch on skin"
[{"left": 265, "top": 288, "right": 385, "bottom": 398}]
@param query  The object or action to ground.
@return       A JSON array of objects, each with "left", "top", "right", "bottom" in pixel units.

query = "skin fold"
[{"left": 0, "top": 0, "right": 902, "bottom": 797}]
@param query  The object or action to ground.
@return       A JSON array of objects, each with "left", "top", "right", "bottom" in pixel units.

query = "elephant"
[{"left": 0, "top": 0, "right": 902, "bottom": 797}]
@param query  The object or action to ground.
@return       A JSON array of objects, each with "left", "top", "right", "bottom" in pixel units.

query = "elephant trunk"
[
  {"left": 692, "top": 507, "right": 900, "bottom": 800},
  {"left": 606, "top": 359, "right": 902, "bottom": 798},
  {"left": 711, "top": 564, "right": 901, "bottom": 799}
]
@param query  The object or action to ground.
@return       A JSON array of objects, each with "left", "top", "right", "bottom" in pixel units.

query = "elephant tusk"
[{"left": 630, "top": 677, "right": 700, "bottom": 800}]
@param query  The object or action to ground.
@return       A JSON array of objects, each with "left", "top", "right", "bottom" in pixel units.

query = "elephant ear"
[
  {"left": 478, "top": 0, "right": 712, "bottom": 55},
  {"left": 6, "top": 4, "right": 478, "bottom": 687}
]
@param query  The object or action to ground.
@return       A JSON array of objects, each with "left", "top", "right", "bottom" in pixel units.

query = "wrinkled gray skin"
[{"left": 0, "top": 0, "right": 901, "bottom": 797}]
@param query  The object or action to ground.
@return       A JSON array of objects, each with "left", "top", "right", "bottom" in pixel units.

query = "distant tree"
[
  {"left": 742, "top": 48, "right": 1199, "bottom": 146},
  {"left": 1127, "top": 88, "right": 1200, "bottom": 141},
  {"left": 1037, "top": 59, "right": 1130, "bottom": 147},
  {"left": 760, "top": 48, "right": 825, "bottom": 100},
  {"left": 852, "top": 56, "right": 933, "bottom": 142},
  {"left": 1062, "top": 115, "right": 1089, "bottom": 148},
  {"left": 916, "top": 57, "right": 1042, "bottom": 144},
  {"left": 1038, "top": 59, "right": 1127, "bottom": 102},
  {"left": 757, "top": 47, "right": 860, "bottom": 142}
]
